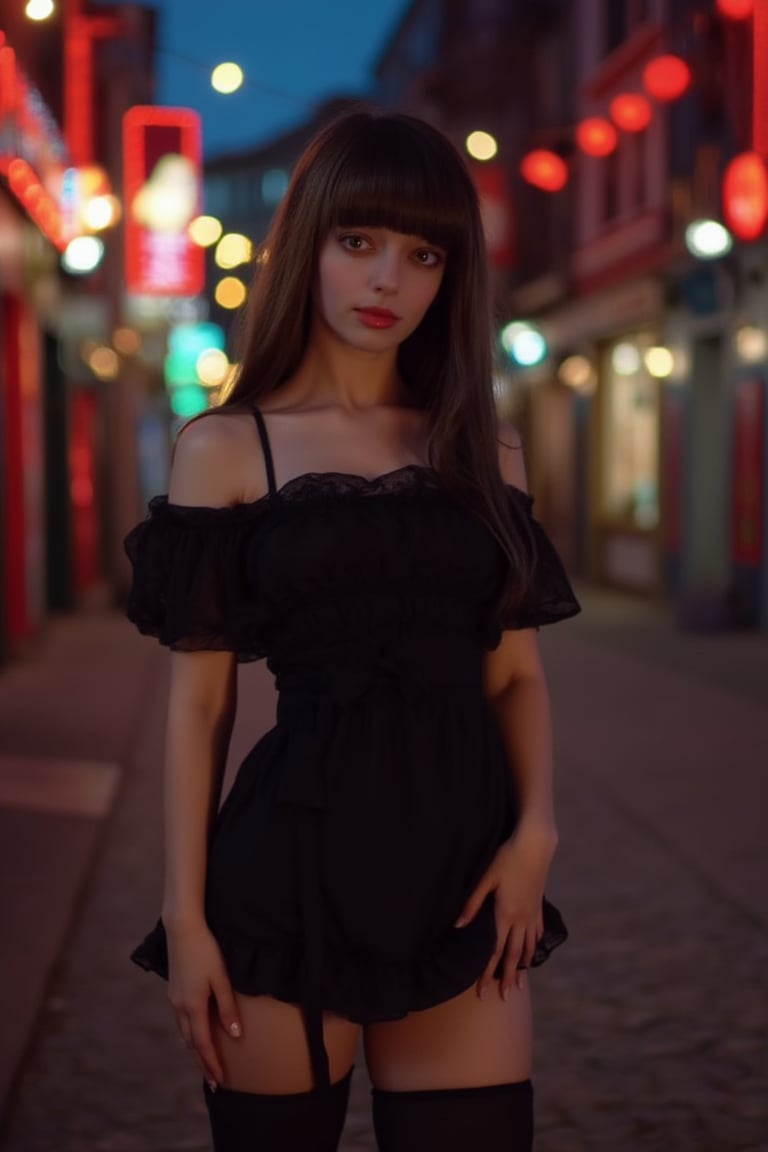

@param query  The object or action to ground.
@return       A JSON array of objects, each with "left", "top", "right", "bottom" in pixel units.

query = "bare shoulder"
[
  {"left": 496, "top": 420, "right": 528, "bottom": 492},
  {"left": 169, "top": 410, "right": 260, "bottom": 507}
]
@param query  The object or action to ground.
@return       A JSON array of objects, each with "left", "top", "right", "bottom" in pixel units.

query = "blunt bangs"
[{"left": 317, "top": 117, "right": 472, "bottom": 252}]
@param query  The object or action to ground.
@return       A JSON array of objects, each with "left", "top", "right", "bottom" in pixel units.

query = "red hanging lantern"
[
  {"left": 520, "top": 149, "right": 568, "bottom": 192},
  {"left": 610, "top": 93, "right": 653, "bottom": 132},
  {"left": 716, "top": 0, "right": 754, "bottom": 18},
  {"left": 722, "top": 151, "right": 768, "bottom": 240},
  {"left": 575, "top": 117, "right": 618, "bottom": 157},
  {"left": 642, "top": 55, "right": 692, "bottom": 102}
]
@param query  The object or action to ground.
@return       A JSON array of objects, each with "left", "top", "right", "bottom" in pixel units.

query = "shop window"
[{"left": 601, "top": 336, "right": 660, "bottom": 529}]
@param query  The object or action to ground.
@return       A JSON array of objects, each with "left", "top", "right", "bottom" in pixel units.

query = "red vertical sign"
[
  {"left": 754, "top": 0, "right": 768, "bottom": 155},
  {"left": 123, "top": 106, "right": 204, "bottom": 296},
  {"left": 732, "top": 377, "right": 765, "bottom": 564}
]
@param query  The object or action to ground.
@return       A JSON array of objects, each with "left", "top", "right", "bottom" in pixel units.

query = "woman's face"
[{"left": 313, "top": 226, "right": 446, "bottom": 353}]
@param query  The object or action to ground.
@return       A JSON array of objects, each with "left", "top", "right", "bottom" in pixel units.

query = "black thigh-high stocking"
[
  {"left": 203, "top": 1068, "right": 352, "bottom": 1152},
  {"left": 371, "top": 1079, "right": 533, "bottom": 1152}
]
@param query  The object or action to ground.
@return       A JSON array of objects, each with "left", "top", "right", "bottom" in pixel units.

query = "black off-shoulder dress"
[{"left": 125, "top": 409, "right": 580, "bottom": 1089}]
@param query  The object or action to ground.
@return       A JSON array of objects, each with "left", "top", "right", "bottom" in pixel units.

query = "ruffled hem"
[
  {"left": 130, "top": 897, "right": 567, "bottom": 1022},
  {"left": 494, "top": 487, "right": 581, "bottom": 634}
]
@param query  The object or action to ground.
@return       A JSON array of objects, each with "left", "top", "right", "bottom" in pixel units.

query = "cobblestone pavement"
[{"left": 0, "top": 595, "right": 766, "bottom": 1151}]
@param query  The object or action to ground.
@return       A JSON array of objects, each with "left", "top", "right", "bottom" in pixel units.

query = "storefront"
[
  {"left": 537, "top": 277, "right": 667, "bottom": 594},
  {"left": 0, "top": 34, "right": 68, "bottom": 658},
  {"left": 596, "top": 330, "right": 663, "bottom": 591}
]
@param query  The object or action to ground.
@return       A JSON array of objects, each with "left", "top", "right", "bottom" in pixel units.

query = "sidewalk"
[{"left": 0, "top": 592, "right": 766, "bottom": 1150}]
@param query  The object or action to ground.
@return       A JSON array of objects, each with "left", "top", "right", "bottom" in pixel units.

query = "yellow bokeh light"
[
  {"left": 81, "top": 194, "right": 121, "bottom": 231},
  {"left": 88, "top": 346, "right": 119, "bottom": 381},
  {"left": 211, "top": 62, "right": 244, "bottom": 94},
  {"left": 196, "top": 348, "right": 230, "bottom": 387},
  {"left": 113, "top": 327, "right": 141, "bottom": 356},
  {"left": 215, "top": 233, "right": 253, "bottom": 269},
  {"left": 558, "top": 355, "right": 594, "bottom": 393},
  {"left": 189, "top": 215, "right": 223, "bottom": 247},
  {"left": 215, "top": 277, "right": 247, "bottom": 310},
  {"left": 466, "top": 130, "right": 498, "bottom": 162},
  {"left": 25, "top": 0, "right": 55, "bottom": 20},
  {"left": 644, "top": 347, "right": 674, "bottom": 378}
]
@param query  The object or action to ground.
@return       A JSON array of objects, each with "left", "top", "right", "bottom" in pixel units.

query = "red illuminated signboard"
[
  {"left": 123, "top": 106, "right": 204, "bottom": 296},
  {"left": 0, "top": 35, "right": 68, "bottom": 249}
]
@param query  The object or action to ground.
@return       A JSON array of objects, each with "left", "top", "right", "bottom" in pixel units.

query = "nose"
[{"left": 370, "top": 246, "right": 401, "bottom": 294}]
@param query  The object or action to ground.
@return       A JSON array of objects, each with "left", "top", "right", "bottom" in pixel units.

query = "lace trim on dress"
[{"left": 270, "top": 464, "right": 441, "bottom": 504}]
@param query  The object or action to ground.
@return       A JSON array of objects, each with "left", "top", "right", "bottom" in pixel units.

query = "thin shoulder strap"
[{"left": 252, "top": 408, "right": 277, "bottom": 498}]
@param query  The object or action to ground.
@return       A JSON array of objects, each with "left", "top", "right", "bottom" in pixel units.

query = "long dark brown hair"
[{"left": 221, "top": 107, "right": 534, "bottom": 615}]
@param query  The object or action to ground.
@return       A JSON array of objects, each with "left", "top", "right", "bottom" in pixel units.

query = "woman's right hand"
[{"left": 165, "top": 919, "right": 242, "bottom": 1088}]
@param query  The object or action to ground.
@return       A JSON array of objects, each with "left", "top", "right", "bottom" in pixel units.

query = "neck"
[{"left": 286, "top": 326, "right": 408, "bottom": 411}]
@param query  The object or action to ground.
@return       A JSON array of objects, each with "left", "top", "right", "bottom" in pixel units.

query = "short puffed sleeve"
[
  {"left": 124, "top": 496, "right": 269, "bottom": 661},
  {"left": 498, "top": 487, "right": 581, "bottom": 631}
]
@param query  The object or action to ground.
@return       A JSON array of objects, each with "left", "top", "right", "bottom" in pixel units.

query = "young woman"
[{"left": 126, "top": 108, "right": 580, "bottom": 1152}]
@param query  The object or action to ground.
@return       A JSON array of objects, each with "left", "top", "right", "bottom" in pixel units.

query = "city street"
[{"left": 0, "top": 588, "right": 766, "bottom": 1151}]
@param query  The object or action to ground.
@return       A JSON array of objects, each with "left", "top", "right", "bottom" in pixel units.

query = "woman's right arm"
[
  {"left": 159, "top": 414, "right": 261, "bottom": 1087},
  {"left": 163, "top": 649, "right": 240, "bottom": 1089}
]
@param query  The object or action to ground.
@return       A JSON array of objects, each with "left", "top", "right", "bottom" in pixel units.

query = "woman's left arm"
[{"left": 455, "top": 425, "right": 559, "bottom": 1000}]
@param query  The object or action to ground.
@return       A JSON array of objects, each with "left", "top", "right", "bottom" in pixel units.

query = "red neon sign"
[
  {"left": 722, "top": 152, "right": 768, "bottom": 241},
  {"left": 0, "top": 43, "right": 68, "bottom": 250},
  {"left": 123, "top": 106, "right": 204, "bottom": 296}
]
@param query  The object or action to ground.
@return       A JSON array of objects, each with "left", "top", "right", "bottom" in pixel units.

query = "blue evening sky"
[{"left": 133, "top": 0, "right": 410, "bottom": 158}]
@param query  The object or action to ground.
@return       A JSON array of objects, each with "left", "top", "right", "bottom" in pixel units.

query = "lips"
[{"left": 354, "top": 307, "right": 400, "bottom": 329}]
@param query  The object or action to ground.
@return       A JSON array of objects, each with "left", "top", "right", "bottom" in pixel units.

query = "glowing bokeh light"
[
  {"left": 189, "top": 215, "right": 223, "bottom": 247},
  {"left": 113, "top": 327, "right": 141, "bottom": 355},
  {"left": 520, "top": 150, "right": 568, "bottom": 192},
  {"left": 644, "top": 347, "right": 674, "bottom": 378},
  {"left": 642, "top": 55, "right": 691, "bottom": 102},
  {"left": 211, "top": 62, "right": 244, "bottom": 94},
  {"left": 612, "top": 343, "right": 642, "bottom": 375},
  {"left": 466, "top": 131, "right": 498, "bottom": 161},
  {"left": 215, "top": 233, "right": 253, "bottom": 269},
  {"left": 558, "top": 355, "right": 595, "bottom": 393},
  {"left": 685, "top": 219, "right": 733, "bottom": 259},
  {"left": 215, "top": 276, "right": 248, "bottom": 309},
  {"left": 610, "top": 93, "right": 652, "bottom": 132},
  {"left": 722, "top": 152, "right": 768, "bottom": 241},
  {"left": 62, "top": 235, "right": 104, "bottom": 274},
  {"left": 88, "top": 346, "right": 119, "bottom": 380},
  {"left": 196, "top": 349, "right": 231, "bottom": 387},
  {"left": 81, "top": 194, "right": 121, "bottom": 231},
  {"left": 575, "top": 117, "right": 618, "bottom": 157},
  {"left": 25, "top": 0, "right": 55, "bottom": 20}
]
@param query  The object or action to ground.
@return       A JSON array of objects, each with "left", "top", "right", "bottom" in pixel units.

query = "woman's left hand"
[{"left": 454, "top": 819, "right": 558, "bottom": 1001}]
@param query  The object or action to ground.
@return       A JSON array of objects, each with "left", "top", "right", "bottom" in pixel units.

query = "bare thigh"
[
  {"left": 364, "top": 977, "right": 532, "bottom": 1092},
  {"left": 214, "top": 993, "right": 360, "bottom": 1093}
]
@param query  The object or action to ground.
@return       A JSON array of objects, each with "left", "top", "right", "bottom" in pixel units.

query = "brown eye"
[{"left": 339, "top": 234, "right": 371, "bottom": 252}]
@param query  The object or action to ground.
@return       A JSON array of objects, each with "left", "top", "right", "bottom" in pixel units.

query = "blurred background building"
[{"left": 1, "top": 0, "right": 767, "bottom": 668}]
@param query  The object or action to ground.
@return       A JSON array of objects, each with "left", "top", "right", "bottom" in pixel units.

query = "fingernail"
[
  {"left": 207, "top": 1080, "right": 218, "bottom": 1093},
  {"left": 479, "top": 985, "right": 487, "bottom": 1001},
  {"left": 229, "top": 1022, "right": 241, "bottom": 1038},
  {"left": 502, "top": 985, "right": 511, "bottom": 1001},
  {"left": 454, "top": 917, "right": 466, "bottom": 928}
]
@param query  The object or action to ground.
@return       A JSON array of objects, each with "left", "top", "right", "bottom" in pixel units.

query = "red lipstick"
[{"left": 355, "top": 307, "right": 399, "bottom": 329}]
